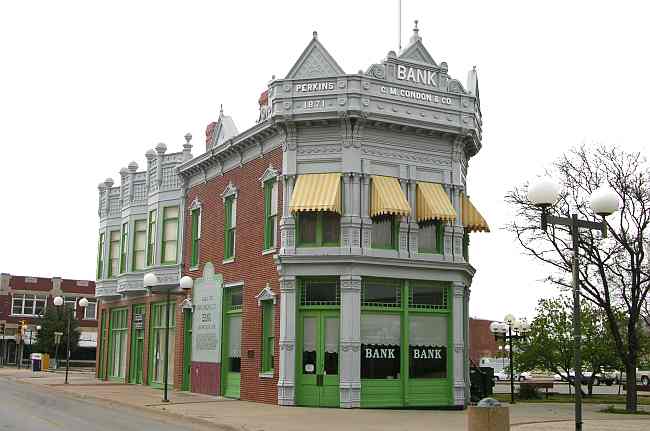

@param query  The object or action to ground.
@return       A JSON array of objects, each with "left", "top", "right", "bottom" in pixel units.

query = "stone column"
[
  {"left": 443, "top": 184, "right": 455, "bottom": 262},
  {"left": 464, "top": 285, "right": 471, "bottom": 403},
  {"left": 360, "top": 175, "right": 372, "bottom": 252},
  {"left": 339, "top": 275, "right": 361, "bottom": 408},
  {"left": 280, "top": 175, "right": 296, "bottom": 255},
  {"left": 398, "top": 179, "right": 410, "bottom": 259},
  {"left": 407, "top": 180, "right": 419, "bottom": 257},
  {"left": 452, "top": 281, "right": 466, "bottom": 407},
  {"left": 277, "top": 276, "right": 296, "bottom": 406},
  {"left": 341, "top": 174, "right": 362, "bottom": 255}
]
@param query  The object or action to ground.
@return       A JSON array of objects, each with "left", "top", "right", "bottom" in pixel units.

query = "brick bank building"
[{"left": 95, "top": 26, "right": 488, "bottom": 409}]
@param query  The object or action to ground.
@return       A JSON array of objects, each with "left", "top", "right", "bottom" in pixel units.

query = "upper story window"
[
  {"left": 289, "top": 173, "right": 341, "bottom": 248},
  {"left": 97, "top": 232, "right": 105, "bottom": 279},
  {"left": 108, "top": 230, "right": 120, "bottom": 278},
  {"left": 190, "top": 206, "right": 201, "bottom": 267},
  {"left": 64, "top": 296, "right": 78, "bottom": 311},
  {"left": 263, "top": 178, "right": 278, "bottom": 251},
  {"left": 161, "top": 206, "right": 180, "bottom": 264},
  {"left": 369, "top": 176, "right": 410, "bottom": 250},
  {"left": 120, "top": 222, "right": 128, "bottom": 273},
  {"left": 418, "top": 221, "right": 443, "bottom": 254},
  {"left": 297, "top": 212, "right": 340, "bottom": 247},
  {"left": 132, "top": 219, "right": 147, "bottom": 271},
  {"left": 222, "top": 183, "right": 237, "bottom": 261},
  {"left": 147, "top": 210, "right": 157, "bottom": 266},
  {"left": 371, "top": 215, "right": 398, "bottom": 250},
  {"left": 84, "top": 298, "right": 97, "bottom": 320},
  {"left": 12, "top": 294, "right": 47, "bottom": 316}
]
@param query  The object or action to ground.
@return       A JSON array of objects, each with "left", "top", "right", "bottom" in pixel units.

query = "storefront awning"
[
  {"left": 289, "top": 173, "right": 342, "bottom": 214},
  {"left": 416, "top": 182, "right": 456, "bottom": 223},
  {"left": 462, "top": 193, "right": 490, "bottom": 233},
  {"left": 370, "top": 176, "right": 411, "bottom": 217}
]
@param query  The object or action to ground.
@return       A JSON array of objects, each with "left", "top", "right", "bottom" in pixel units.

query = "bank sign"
[{"left": 364, "top": 346, "right": 445, "bottom": 360}]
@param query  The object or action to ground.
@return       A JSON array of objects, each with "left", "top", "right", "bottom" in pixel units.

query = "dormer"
[{"left": 205, "top": 105, "right": 239, "bottom": 151}]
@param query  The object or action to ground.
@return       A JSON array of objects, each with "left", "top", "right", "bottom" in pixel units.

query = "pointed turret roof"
[
  {"left": 398, "top": 20, "right": 437, "bottom": 66},
  {"left": 285, "top": 31, "right": 345, "bottom": 79},
  {"left": 205, "top": 105, "right": 239, "bottom": 151}
]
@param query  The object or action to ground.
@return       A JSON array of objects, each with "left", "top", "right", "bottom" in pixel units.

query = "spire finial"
[
  {"left": 414, "top": 20, "right": 419, "bottom": 30},
  {"left": 409, "top": 19, "right": 421, "bottom": 44},
  {"left": 219, "top": 104, "right": 223, "bottom": 116},
  {"left": 313, "top": 30, "right": 318, "bottom": 40}
]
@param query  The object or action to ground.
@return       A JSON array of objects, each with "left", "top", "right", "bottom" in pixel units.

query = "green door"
[
  {"left": 129, "top": 304, "right": 145, "bottom": 384},
  {"left": 108, "top": 308, "right": 128, "bottom": 381},
  {"left": 98, "top": 310, "right": 107, "bottom": 379},
  {"left": 182, "top": 309, "right": 192, "bottom": 391},
  {"left": 148, "top": 301, "right": 176, "bottom": 388},
  {"left": 296, "top": 311, "right": 340, "bottom": 407},
  {"left": 221, "top": 286, "right": 242, "bottom": 399}
]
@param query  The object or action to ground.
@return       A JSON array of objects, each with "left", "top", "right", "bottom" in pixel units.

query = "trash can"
[
  {"left": 30, "top": 353, "right": 42, "bottom": 372},
  {"left": 42, "top": 354, "right": 50, "bottom": 370},
  {"left": 467, "top": 398, "right": 509, "bottom": 431}
]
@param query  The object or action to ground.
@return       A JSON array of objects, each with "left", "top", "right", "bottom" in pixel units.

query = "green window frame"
[
  {"left": 263, "top": 179, "right": 277, "bottom": 251},
  {"left": 296, "top": 211, "right": 340, "bottom": 247},
  {"left": 97, "top": 232, "right": 105, "bottom": 279},
  {"left": 418, "top": 220, "right": 444, "bottom": 254},
  {"left": 108, "top": 230, "right": 120, "bottom": 278},
  {"left": 371, "top": 214, "right": 399, "bottom": 250},
  {"left": 261, "top": 300, "right": 275, "bottom": 373},
  {"left": 108, "top": 307, "right": 128, "bottom": 380},
  {"left": 149, "top": 301, "right": 176, "bottom": 386},
  {"left": 224, "top": 196, "right": 236, "bottom": 260},
  {"left": 132, "top": 219, "right": 147, "bottom": 271},
  {"left": 161, "top": 206, "right": 179, "bottom": 264},
  {"left": 190, "top": 208, "right": 201, "bottom": 267},
  {"left": 146, "top": 210, "right": 157, "bottom": 266},
  {"left": 120, "top": 222, "right": 128, "bottom": 274}
]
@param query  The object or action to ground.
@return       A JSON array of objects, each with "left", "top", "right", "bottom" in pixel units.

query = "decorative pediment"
[
  {"left": 221, "top": 181, "right": 238, "bottom": 201},
  {"left": 189, "top": 197, "right": 202, "bottom": 211},
  {"left": 285, "top": 31, "right": 345, "bottom": 79},
  {"left": 256, "top": 283, "right": 277, "bottom": 305},
  {"left": 399, "top": 41, "right": 436, "bottom": 66},
  {"left": 259, "top": 164, "right": 280, "bottom": 185},
  {"left": 180, "top": 297, "right": 193, "bottom": 310},
  {"left": 398, "top": 21, "right": 437, "bottom": 66}
]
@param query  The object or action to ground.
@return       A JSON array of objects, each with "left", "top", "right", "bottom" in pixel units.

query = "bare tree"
[{"left": 506, "top": 145, "right": 650, "bottom": 412}]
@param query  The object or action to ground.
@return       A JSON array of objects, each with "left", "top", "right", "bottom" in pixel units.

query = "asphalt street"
[{"left": 0, "top": 377, "right": 216, "bottom": 431}]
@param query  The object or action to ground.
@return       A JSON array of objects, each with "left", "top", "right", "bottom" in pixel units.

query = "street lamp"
[
  {"left": 144, "top": 273, "right": 194, "bottom": 403},
  {"left": 490, "top": 316, "right": 529, "bottom": 404},
  {"left": 528, "top": 179, "right": 619, "bottom": 431},
  {"left": 53, "top": 296, "right": 89, "bottom": 384}
]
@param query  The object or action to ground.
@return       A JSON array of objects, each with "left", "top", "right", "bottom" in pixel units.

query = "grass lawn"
[{"left": 493, "top": 393, "right": 650, "bottom": 405}]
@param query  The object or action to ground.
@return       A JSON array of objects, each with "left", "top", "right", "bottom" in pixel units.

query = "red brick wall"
[
  {"left": 183, "top": 147, "right": 282, "bottom": 404},
  {"left": 469, "top": 318, "right": 499, "bottom": 364}
]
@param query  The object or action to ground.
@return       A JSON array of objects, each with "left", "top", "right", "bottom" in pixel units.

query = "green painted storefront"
[
  {"left": 107, "top": 308, "right": 128, "bottom": 381},
  {"left": 295, "top": 277, "right": 453, "bottom": 408}
]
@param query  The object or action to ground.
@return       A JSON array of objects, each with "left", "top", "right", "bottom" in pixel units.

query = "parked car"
[
  {"left": 554, "top": 370, "right": 616, "bottom": 385},
  {"left": 493, "top": 370, "right": 509, "bottom": 382},
  {"left": 614, "top": 369, "right": 650, "bottom": 386},
  {"left": 514, "top": 371, "right": 532, "bottom": 381}
]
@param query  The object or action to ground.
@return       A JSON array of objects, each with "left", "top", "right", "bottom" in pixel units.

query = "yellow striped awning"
[
  {"left": 462, "top": 193, "right": 490, "bottom": 233},
  {"left": 289, "top": 173, "right": 342, "bottom": 214},
  {"left": 416, "top": 182, "right": 457, "bottom": 223},
  {"left": 370, "top": 176, "right": 411, "bottom": 217}
]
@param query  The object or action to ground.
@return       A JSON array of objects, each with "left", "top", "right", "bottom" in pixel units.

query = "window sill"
[
  {"left": 261, "top": 248, "right": 276, "bottom": 256},
  {"left": 189, "top": 266, "right": 199, "bottom": 271},
  {"left": 222, "top": 257, "right": 235, "bottom": 264},
  {"left": 259, "top": 371, "right": 274, "bottom": 379}
]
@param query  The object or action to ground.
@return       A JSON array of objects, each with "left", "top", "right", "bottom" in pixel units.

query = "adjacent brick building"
[{"left": 0, "top": 273, "right": 97, "bottom": 365}]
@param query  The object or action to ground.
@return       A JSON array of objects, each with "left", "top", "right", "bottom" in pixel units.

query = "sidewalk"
[{"left": 2, "top": 367, "right": 649, "bottom": 430}]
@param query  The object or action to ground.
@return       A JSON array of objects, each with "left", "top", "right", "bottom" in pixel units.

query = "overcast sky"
[{"left": 1, "top": 1, "right": 648, "bottom": 322}]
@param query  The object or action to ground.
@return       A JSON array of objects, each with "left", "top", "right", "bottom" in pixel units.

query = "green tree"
[
  {"left": 34, "top": 305, "right": 80, "bottom": 358},
  {"left": 515, "top": 296, "right": 619, "bottom": 396}
]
